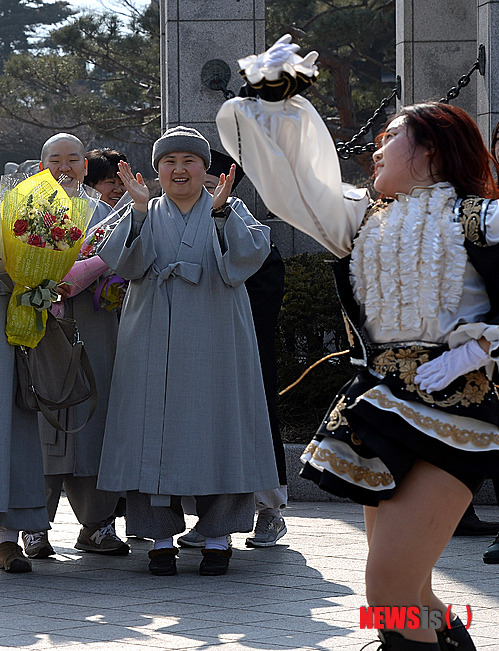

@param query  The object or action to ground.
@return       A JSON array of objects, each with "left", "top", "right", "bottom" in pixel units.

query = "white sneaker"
[
  {"left": 177, "top": 528, "right": 206, "bottom": 548},
  {"left": 177, "top": 528, "right": 232, "bottom": 548},
  {"left": 245, "top": 513, "right": 287, "bottom": 547}
]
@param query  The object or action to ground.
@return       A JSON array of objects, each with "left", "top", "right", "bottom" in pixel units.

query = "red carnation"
[
  {"left": 80, "top": 244, "right": 92, "bottom": 258},
  {"left": 50, "top": 226, "right": 66, "bottom": 242},
  {"left": 43, "top": 212, "right": 56, "bottom": 228},
  {"left": 13, "top": 219, "right": 29, "bottom": 236},
  {"left": 27, "top": 234, "right": 45, "bottom": 247},
  {"left": 69, "top": 227, "right": 82, "bottom": 241}
]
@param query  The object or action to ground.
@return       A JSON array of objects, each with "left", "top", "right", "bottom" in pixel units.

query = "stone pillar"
[
  {"left": 158, "top": 0, "right": 265, "bottom": 215},
  {"left": 396, "top": 0, "right": 478, "bottom": 118},
  {"left": 477, "top": 1, "right": 499, "bottom": 147}
]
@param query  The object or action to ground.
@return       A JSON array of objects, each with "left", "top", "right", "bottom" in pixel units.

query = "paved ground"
[{"left": 1, "top": 499, "right": 498, "bottom": 651}]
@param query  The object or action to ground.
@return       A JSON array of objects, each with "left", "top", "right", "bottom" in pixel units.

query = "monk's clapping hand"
[
  {"left": 117, "top": 160, "right": 149, "bottom": 212},
  {"left": 212, "top": 163, "right": 236, "bottom": 211}
]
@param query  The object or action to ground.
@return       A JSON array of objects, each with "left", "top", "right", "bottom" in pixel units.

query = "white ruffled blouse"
[{"left": 216, "top": 94, "right": 499, "bottom": 351}]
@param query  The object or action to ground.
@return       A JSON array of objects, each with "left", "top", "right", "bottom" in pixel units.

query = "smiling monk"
[{"left": 96, "top": 126, "right": 279, "bottom": 577}]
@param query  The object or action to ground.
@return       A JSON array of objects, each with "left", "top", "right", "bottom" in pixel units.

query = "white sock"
[
  {"left": 205, "top": 535, "right": 229, "bottom": 550},
  {"left": 0, "top": 528, "right": 19, "bottom": 544},
  {"left": 154, "top": 537, "right": 174, "bottom": 550}
]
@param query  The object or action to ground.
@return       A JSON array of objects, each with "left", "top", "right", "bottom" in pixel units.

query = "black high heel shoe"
[
  {"left": 361, "top": 630, "right": 440, "bottom": 650},
  {"left": 436, "top": 616, "right": 477, "bottom": 651}
]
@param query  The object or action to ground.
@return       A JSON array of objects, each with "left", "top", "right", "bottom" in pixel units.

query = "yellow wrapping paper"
[{"left": 1, "top": 169, "right": 96, "bottom": 347}]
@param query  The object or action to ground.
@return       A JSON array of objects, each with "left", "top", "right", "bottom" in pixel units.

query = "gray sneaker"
[
  {"left": 22, "top": 531, "right": 55, "bottom": 559},
  {"left": 177, "top": 528, "right": 232, "bottom": 548},
  {"left": 177, "top": 528, "right": 206, "bottom": 548},
  {"left": 75, "top": 522, "right": 130, "bottom": 555},
  {"left": 245, "top": 513, "right": 287, "bottom": 547}
]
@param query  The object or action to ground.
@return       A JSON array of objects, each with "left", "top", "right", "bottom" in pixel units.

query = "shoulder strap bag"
[{"left": 15, "top": 311, "right": 98, "bottom": 433}]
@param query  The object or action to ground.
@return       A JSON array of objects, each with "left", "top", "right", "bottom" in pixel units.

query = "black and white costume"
[{"left": 217, "top": 94, "right": 499, "bottom": 506}]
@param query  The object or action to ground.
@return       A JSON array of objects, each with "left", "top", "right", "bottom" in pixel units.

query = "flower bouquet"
[
  {"left": 92, "top": 273, "right": 128, "bottom": 311},
  {"left": 0, "top": 169, "right": 99, "bottom": 347},
  {"left": 78, "top": 191, "right": 131, "bottom": 312}
]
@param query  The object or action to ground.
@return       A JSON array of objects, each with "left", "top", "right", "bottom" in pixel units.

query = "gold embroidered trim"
[
  {"left": 304, "top": 442, "right": 394, "bottom": 487},
  {"left": 326, "top": 395, "right": 349, "bottom": 431},
  {"left": 364, "top": 388, "right": 499, "bottom": 449},
  {"left": 371, "top": 346, "right": 490, "bottom": 407},
  {"left": 458, "top": 197, "right": 487, "bottom": 247},
  {"left": 342, "top": 313, "right": 356, "bottom": 348}
]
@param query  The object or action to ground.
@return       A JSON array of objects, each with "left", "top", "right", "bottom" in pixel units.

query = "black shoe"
[
  {"left": 376, "top": 631, "right": 439, "bottom": 649},
  {"left": 437, "top": 615, "right": 477, "bottom": 650},
  {"left": 199, "top": 548, "right": 232, "bottom": 576},
  {"left": 0, "top": 542, "right": 32, "bottom": 573},
  {"left": 483, "top": 533, "right": 499, "bottom": 564},
  {"left": 148, "top": 547, "right": 178, "bottom": 575},
  {"left": 453, "top": 512, "right": 499, "bottom": 536}
]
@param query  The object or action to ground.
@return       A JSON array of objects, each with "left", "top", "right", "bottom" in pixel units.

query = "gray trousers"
[
  {"left": 126, "top": 491, "right": 255, "bottom": 539},
  {"left": 0, "top": 507, "right": 49, "bottom": 534},
  {"left": 45, "top": 474, "right": 121, "bottom": 527}
]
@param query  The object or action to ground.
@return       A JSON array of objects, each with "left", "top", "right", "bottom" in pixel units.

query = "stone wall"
[
  {"left": 159, "top": 0, "right": 265, "bottom": 218},
  {"left": 396, "top": 0, "right": 499, "bottom": 145},
  {"left": 396, "top": 0, "right": 478, "bottom": 116}
]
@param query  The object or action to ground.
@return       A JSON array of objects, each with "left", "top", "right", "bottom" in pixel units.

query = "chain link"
[
  {"left": 335, "top": 80, "right": 400, "bottom": 159},
  {"left": 439, "top": 45, "right": 485, "bottom": 104},
  {"left": 439, "top": 70, "right": 477, "bottom": 104},
  {"left": 336, "top": 45, "right": 485, "bottom": 159}
]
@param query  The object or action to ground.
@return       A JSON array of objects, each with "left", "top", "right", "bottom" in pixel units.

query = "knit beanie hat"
[{"left": 152, "top": 126, "right": 211, "bottom": 171}]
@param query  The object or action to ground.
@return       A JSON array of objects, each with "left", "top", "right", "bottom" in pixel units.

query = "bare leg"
[
  {"left": 365, "top": 459, "right": 471, "bottom": 642},
  {"left": 365, "top": 507, "right": 449, "bottom": 624},
  {"left": 364, "top": 504, "right": 377, "bottom": 545}
]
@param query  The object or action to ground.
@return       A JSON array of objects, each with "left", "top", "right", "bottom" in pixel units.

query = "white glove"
[
  {"left": 262, "top": 34, "right": 300, "bottom": 66},
  {"left": 238, "top": 34, "right": 318, "bottom": 84},
  {"left": 414, "top": 340, "right": 490, "bottom": 392}
]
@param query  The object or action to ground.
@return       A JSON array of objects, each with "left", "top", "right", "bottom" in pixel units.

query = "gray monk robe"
[
  {"left": 38, "top": 201, "right": 121, "bottom": 526},
  {"left": 97, "top": 188, "right": 280, "bottom": 500},
  {"left": 39, "top": 201, "right": 119, "bottom": 477},
  {"left": 0, "top": 272, "right": 49, "bottom": 532}
]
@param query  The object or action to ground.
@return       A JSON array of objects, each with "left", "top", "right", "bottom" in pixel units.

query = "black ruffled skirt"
[{"left": 300, "top": 345, "right": 499, "bottom": 506}]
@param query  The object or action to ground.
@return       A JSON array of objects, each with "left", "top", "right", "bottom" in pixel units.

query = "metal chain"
[
  {"left": 336, "top": 45, "right": 486, "bottom": 159},
  {"left": 335, "top": 77, "right": 400, "bottom": 160},
  {"left": 439, "top": 45, "right": 485, "bottom": 104}
]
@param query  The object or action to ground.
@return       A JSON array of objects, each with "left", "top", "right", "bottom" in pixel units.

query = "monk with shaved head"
[
  {"left": 22, "top": 134, "right": 129, "bottom": 561},
  {"left": 39, "top": 133, "right": 87, "bottom": 192}
]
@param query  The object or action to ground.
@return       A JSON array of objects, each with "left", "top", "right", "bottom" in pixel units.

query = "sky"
[
  {"left": 74, "top": 0, "right": 150, "bottom": 15},
  {"left": 31, "top": 1, "right": 153, "bottom": 44}
]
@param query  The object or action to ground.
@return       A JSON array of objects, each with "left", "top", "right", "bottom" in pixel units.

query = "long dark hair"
[
  {"left": 389, "top": 103, "right": 499, "bottom": 199},
  {"left": 491, "top": 120, "right": 499, "bottom": 163}
]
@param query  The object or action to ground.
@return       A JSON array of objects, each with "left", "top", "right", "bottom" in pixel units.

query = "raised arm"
[
  {"left": 117, "top": 160, "right": 149, "bottom": 214},
  {"left": 216, "top": 36, "right": 369, "bottom": 258}
]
